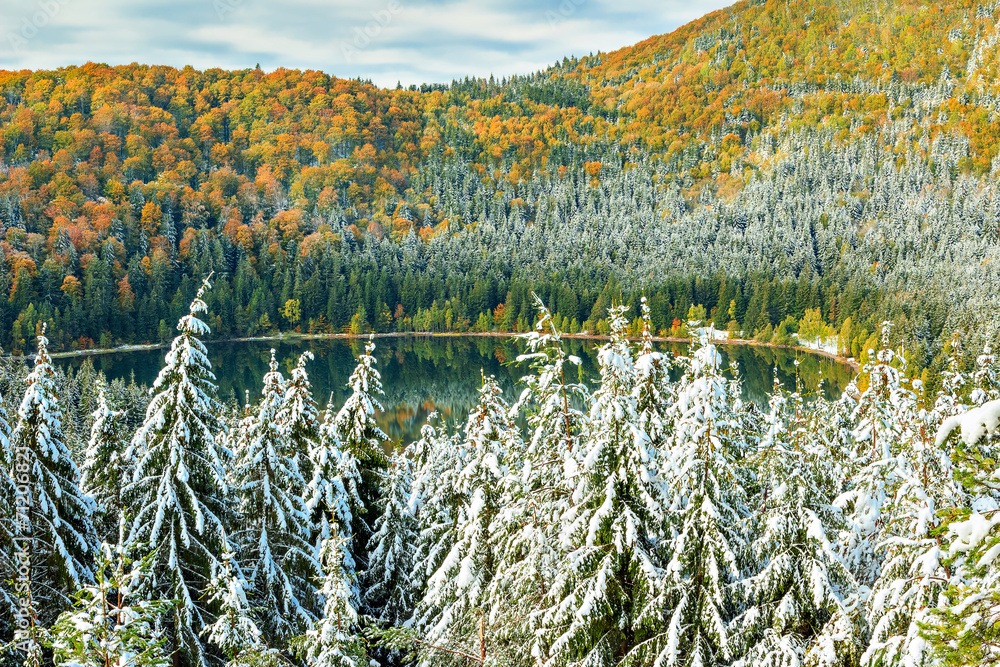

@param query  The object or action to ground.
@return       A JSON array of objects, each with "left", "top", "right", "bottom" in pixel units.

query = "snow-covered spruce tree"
[
  {"left": 308, "top": 395, "right": 364, "bottom": 605},
  {"left": 735, "top": 371, "right": 859, "bottom": 667},
  {"left": 80, "top": 377, "right": 131, "bottom": 543},
  {"left": 536, "top": 304, "right": 669, "bottom": 667},
  {"left": 11, "top": 325, "right": 96, "bottom": 618},
  {"left": 836, "top": 322, "right": 915, "bottom": 589},
  {"left": 931, "top": 335, "right": 968, "bottom": 421},
  {"left": 485, "top": 299, "right": 589, "bottom": 666},
  {"left": 809, "top": 380, "right": 857, "bottom": 514},
  {"left": 971, "top": 344, "right": 1000, "bottom": 406},
  {"left": 658, "top": 330, "right": 751, "bottom": 667},
  {"left": 861, "top": 382, "right": 955, "bottom": 667},
  {"left": 279, "top": 351, "right": 321, "bottom": 494},
  {"left": 334, "top": 337, "right": 390, "bottom": 572},
  {"left": 931, "top": 337, "right": 998, "bottom": 500},
  {"left": 634, "top": 296, "right": 674, "bottom": 455},
  {"left": 124, "top": 277, "right": 232, "bottom": 667},
  {"left": 361, "top": 448, "right": 418, "bottom": 627},
  {"left": 922, "top": 401, "right": 1000, "bottom": 665},
  {"left": 413, "top": 374, "right": 520, "bottom": 666},
  {"left": 202, "top": 548, "right": 279, "bottom": 667},
  {"left": 231, "top": 350, "right": 319, "bottom": 642},
  {"left": 514, "top": 296, "right": 589, "bottom": 463},
  {"left": 43, "top": 539, "right": 174, "bottom": 667},
  {"left": 408, "top": 414, "right": 465, "bottom": 601},
  {"left": 293, "top": 529, "right": 367, "bottom": 667},
  {"left": 0, "top": 384, "right": 16, "bottom": 628}
]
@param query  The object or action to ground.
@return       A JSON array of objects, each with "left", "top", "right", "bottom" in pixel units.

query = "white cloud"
[{"left": 0, "top": 0, "right": 735, "bottom": 86}]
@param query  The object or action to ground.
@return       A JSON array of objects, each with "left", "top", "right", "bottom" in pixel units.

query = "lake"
[{"left": 54, "top": 336, "right": 855, "bottom": 446}]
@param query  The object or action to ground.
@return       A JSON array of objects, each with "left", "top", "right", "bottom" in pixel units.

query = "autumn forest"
[{"left": 2, "top": 0, "right": 1000, "bottom": 386}]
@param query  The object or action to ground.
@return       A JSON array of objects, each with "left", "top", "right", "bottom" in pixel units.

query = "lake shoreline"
[{"left": 36, "top": 330, "right": 860, "bottom": 372}]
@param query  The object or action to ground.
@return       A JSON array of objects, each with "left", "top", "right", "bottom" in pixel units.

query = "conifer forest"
[{"left": 5, "top": 0, "right": 1000, "bottom": 665}]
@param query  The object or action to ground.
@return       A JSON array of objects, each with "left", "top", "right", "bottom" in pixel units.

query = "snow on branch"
[{"left": 936, "top": 398, "right": 1000, "bottom": 449}]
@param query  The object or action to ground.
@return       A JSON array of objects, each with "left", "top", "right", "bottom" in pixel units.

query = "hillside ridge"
[{"left": 0, "top": 0, "right": 998, "bottom": 382}]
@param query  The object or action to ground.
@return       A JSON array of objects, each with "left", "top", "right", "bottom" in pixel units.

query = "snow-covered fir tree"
[
  {"left": 280, "top": 351, "right": 321, "bottom": 495},
  {"left": 124, "top": 277, "right": 232, "bottom": 667},
  {"left": 922, "top": 400, "right": 1000, "bottom": 665},
  {"left": 414, "top": 374, "right": 519, "bottom": 666},
  {"left": 808, "top": 378, "right": 856, "bottom": 516},
  {"left": 334, "top": 337, "right": 390, "bottom": 572},
  {"left": 80, "top": 377, "right": 130, "bottom": 543},
  {"left": 362, "top": 447, "right": 418, "bottom": 626},
  {"left": 43, "top": 538, "right": 174, "bottom": 667},
  {"left": 634, "top": 296, "right": 674, "bottom": 454},
  {"left": 933, "top": 336, "right": 999, "bottom": 499},
  {"left": 536, "top": 304, "right": 669, "bottom": 667},
  {"left": 408, "top": 414, "right": 465, "bottom": 602},
  {"left": 971, "top": 344, "right": 1000, "bottom": 406},
  {"left": 0, "top": 384, "right": 16, "bottom": 628},
  {"left": 861, "top": 398, "right": 954, "bottom": 667},
  {"left": 837, "top": 323, "right": 915, "bottom": 589},
  {"left": 658, "top": 329, "right": 750, "bottom": 667},
  {"left": 931, "top": 335, "right": 968, "bottom": 422},
  {"left": 231, "top": 350, "right": 319, "bottom": 642},
  {"left": 486, "top": 299, "right": 588, "bottom": 667},
  {"left": 11, "top": 325, "right": 96, "bottom": 617},
  {"left": 307, "top": 396, "right": 364, "bottom": 605},
  {"left": 202, "top": 548, "right": 279, "bottom": 667},
  {"left": 293, "top": 529, "right": 367, "bottom": 667},
  {"left": 514, "top": 296, "right": 588, "bottom": 461},
  {"left": 736, "top": 371, "right": 859, "bottom": 667}
]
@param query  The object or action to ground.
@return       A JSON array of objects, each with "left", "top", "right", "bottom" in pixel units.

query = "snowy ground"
[{"left": 794, "top": 335, "right": 839, "bottom": 356}]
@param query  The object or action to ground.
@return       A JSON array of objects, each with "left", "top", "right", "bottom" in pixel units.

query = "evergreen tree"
[
  {"left": 658, "top": 331, "right": 750, "bottom": 667},
  {"left": 923, "top": 400, "right": 1000, "bottom": 665},
  {"left": 514, "top": 296, "right": 588, "bottom": 461},
  {"left": 931, "top": 336, "right": 968, "bottom": 422},
  {"left": 231, "top": 350, "right": 319, "bottom": 642},
  {"left": 334, "top": 338, "right": 390, "bottom": 571},
  {"left": 11, "top": 325, "right": 96, "bottom": 617},
  {"left": 361, "top": 448, "right": 418, "bottom": 626},
  {"left": 862, "top": 445, "right": 953, "bottom": 665},
  {"left": 293, "top": 529, "right": 367, "bottom": 667},
  {"left": 202, "top": 548, "right": 279, "bottom": 667},
  {"left": 408, "top": 414, "right": 465, "bottom": 603},
  {"left": 413, "top": 375, "right": 519, "bottom": 664},
  {"left": 736, "top": 371, "right": 859, "bottom": 667},
  {"left": 43, "top": 538, "right": 174, "bottom": 667},
  {"left": 80, "top": 377, "right": 130, "bottom": 543},
  {"left": 486, "top": 298, "right": 587, "bottom": 666},
  {"left": 0, "top": 384, "right": 16, "bottom": 628},
  {"left": 279, "top": 351, "right": 321, "bottom": 493},
  {"left": 124, "top": 277, "right": 231, "bottom": 667},
  {"left": 971, "top": 344, "right": 1000, "bottom": 406},
  {"left": 307, "top": 396, "right": 364, "bottom": 604},
  {"left": 634, "top": 297, "right": 673, "bottom": 454},
  {"left": 837, "top": 323, "right": 915, "bottom": 589},
  {"left": 536, "top": 305, "right": 668, "bottom": 667}
]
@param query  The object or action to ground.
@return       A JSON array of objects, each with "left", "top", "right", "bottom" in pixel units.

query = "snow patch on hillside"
[{"left": 795, "top": 335, "right": 840, "bottom": 356}]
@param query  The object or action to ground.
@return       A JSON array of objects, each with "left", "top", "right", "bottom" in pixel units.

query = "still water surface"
[{"left": 54, "top": 336, "right": 855, "bottom": 445}]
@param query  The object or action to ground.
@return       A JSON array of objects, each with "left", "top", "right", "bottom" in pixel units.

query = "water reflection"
[{"left": 54, "top": 336, "right": 855, "bottom": 446}]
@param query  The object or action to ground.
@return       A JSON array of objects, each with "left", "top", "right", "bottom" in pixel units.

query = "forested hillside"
[{"left": 2, "top": 0, "right": 1000, "bottom": 379}]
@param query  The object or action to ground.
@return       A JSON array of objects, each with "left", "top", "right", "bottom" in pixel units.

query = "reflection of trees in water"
[
  {"left": 723, "top": 346, "right": 853, "bottom": 404},
  {"left": 54, "top": 336, "right": 853, "bottom": 445}
]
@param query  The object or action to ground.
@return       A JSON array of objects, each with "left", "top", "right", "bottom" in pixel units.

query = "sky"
[{"left": 1, "top": 0, "right": 734, "bottom": 87}]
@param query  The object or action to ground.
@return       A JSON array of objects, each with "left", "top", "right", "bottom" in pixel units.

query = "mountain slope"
[{"left": 0, "top": 0, "right": 998, "bottom": 377}]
